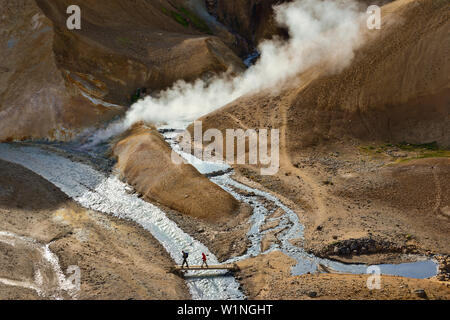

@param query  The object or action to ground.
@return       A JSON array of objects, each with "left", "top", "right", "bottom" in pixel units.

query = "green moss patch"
[
  {"left": 178, "top": 7, "right": 212, "bottom": 34},
  {"left": 161, "top": 6, "right": 212, "bottom": 34},
  {"left": 116, "top": 36, "right": 132, "bottom": 47},
  {"left": 360, "top": 141, "right": 449, "bottom": 164}
]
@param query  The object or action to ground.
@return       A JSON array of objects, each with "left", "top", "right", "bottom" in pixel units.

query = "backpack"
[{"left": 183, "top": 252, "right": 189, "bottom": 259}]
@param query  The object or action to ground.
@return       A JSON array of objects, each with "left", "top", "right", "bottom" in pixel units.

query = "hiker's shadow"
[{"left": 183, "top": 270, "right": 234, "bottom": 280}]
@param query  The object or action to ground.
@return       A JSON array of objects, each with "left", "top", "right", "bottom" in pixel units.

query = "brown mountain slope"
[
  {"left": 201, "top": 0, "right": 449, "bottom": 147},
  {"left": 0, "top": 0, "right": 243, "bottom": 142},
  {"left": 0, "top": 0, "right": 123, "bottom": 142},
  {"left": 195, "top": 0, "right": 450, "bottom": 261},
  {"left": 36, "top": 0, "right": 245, "bottom": 104},
  {"left": 284, "top": 0, "right": 449, "bottom": 150}
]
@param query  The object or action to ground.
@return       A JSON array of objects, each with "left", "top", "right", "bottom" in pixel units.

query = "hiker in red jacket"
[{"left": 201, "top": 252, "right": 208, "bottom": 269}]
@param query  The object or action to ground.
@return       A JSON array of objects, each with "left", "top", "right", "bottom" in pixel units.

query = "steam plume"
[{"left": 89, "top": 0, "right": 364, "bottom": 144}]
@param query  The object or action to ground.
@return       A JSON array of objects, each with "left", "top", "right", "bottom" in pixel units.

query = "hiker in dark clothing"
[
  {"left": 182, "top": 251, "right": 189, "bottom": 269},
  {"left": 201, "top": 252, "right": 208, "bottom": 269}
]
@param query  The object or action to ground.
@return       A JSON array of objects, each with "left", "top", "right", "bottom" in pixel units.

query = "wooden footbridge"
[{"left": 170, "top": 263, "right": 239, "bottom": 275}]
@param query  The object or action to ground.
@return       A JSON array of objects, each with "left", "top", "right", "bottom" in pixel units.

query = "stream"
[
  {"left": 0, "top": 143, "right": 243, "bottom": 300},
  {"left": 0, "top": 128, "right": 439, "bottom": 300},
  {"left": 162, "top": 128, "right": 439, "bottom": 278}
]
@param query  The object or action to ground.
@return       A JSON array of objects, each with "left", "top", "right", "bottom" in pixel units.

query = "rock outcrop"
[
  {"left": 112, "top": 125, "right": 240, "bottom": 222},
  {"left": 211, "top": 0, "right": 286, "bottom": 49}
]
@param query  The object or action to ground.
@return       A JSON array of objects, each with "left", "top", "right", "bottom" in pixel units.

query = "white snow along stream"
[{"left": 0, "top": 143, "right": 244, "bottom": 300}]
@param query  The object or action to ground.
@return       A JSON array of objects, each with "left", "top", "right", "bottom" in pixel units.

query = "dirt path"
[
  {"left": 278, "top": 88, "right": 329, "bottom": 225},
  {"left": 432, "top": 165, "right": 442, "bottom": 213}
]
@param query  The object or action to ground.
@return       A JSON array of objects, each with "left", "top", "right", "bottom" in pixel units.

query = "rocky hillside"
[
  {"left": 0, "top": 0, "right": 244, "bottom": 142},
  {"left": 200, "top": 0, "right": 449, "bottom": 150},
  {"left": 207, "top": 0, "right": 286, "bottom": 51},
  {"left": 194, "top": 0, "right": 450, "bottom": 261},
  {"left": 284, "top": 0, "right": 449, "bottom": 150},
  {"left": 207, "top": 0, "right": 394, "bottom": 54},
  {"left": 112, "top": 124, "right": 241, "bottom": 222}
]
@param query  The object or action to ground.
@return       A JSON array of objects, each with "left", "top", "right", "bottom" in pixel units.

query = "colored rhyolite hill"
[{"left": 0, "top": 0, "right": 244, "bottom": 141}]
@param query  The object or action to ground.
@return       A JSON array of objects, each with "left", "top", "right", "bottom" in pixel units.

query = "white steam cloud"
[{"left": 89, "top": 0, "right": 365, "bottom": 144}]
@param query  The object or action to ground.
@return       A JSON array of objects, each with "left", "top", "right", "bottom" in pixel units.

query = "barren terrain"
[
  {"left": 0, "top": 159, "right": 189, "bottom": 300},
  {"left": 236, "top": 251, "right": 450, "bottom": 300},
  {"left": 195, "top": 0, "right": 450, "bottom": 264},
  {"left": 0, "top": 0, "right": 448, "bottom": 301}
]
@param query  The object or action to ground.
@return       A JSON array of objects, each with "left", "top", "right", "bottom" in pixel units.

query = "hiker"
[
  {"left": 181, "top": 251, "right": 189, "bottom": 269},
  {"left": 201, "top": 252, "right": 208, "bottom": 269}
]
